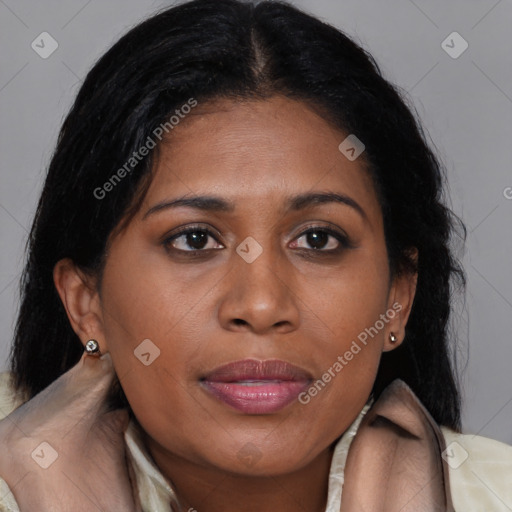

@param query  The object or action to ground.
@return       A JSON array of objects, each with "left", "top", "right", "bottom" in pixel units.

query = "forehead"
[{"left": 144, "top": 96, "right": 378, "bottom": 216}]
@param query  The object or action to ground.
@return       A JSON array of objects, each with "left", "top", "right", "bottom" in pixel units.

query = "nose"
[{"left": 217, "top": 248, "right": 301, "bottom": 335}]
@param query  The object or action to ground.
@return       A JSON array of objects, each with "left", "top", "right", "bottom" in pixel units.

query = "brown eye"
[
  {"left": 164, "top": 228, "right": 223, "bottom": 252},
  {"left": 291, "top": 228, "right": 348, "bottom": 251},
  {"left": 304, "top": 231, "right": 330, "bottom": 249}
]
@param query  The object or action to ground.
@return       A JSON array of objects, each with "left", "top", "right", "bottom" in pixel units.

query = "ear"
[
  {"left": 383, "top": 248, "right": 418, "bottom": 352},
  {"left": 53, "top": 258, "right": 107, "bottom": 353}
]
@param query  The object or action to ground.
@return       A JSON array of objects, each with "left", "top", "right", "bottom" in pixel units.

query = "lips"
[{"left": 200, "top": 359, "right": 313, "bottom": 414}]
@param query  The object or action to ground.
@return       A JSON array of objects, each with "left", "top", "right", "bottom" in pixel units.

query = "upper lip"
[{"left": 202, "top": 359, "right": 313, "bottom": 383}]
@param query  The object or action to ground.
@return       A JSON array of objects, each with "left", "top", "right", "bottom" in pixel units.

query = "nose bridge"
[
  {"left": 239, "top": 242, "right": 285, "bottom": 297},
  {"left": 218, "top": 237, "right": 300, "bottom": 333}
]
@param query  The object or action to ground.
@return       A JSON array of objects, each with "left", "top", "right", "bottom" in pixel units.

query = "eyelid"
[
  {"left": 290, "top": 222, "right": 352, "bottom": 247},
  {"left": 162, "top": 223, "right": 222, "bottom": 239},
  {"left": 161, "top": 221, "right": 353, "bottom": 255},
  {"left": 162, "top": 224, "right": 225, "bottom": 251},
  {"left": 292, "top": 220, "right": 347, "bottom": 234}
]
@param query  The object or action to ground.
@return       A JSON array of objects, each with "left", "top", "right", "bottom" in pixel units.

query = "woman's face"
[{"left": 78, "top": 96, "right": 416, "bottom": 477}]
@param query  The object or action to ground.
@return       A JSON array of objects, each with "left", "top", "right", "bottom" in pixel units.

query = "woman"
[{"left": 0, "top": 0, "right": 510, "bottom": 510}]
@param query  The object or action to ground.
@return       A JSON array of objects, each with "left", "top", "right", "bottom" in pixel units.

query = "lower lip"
[{"left": 201, "top": 380, "right": 310, "bottom": 414}]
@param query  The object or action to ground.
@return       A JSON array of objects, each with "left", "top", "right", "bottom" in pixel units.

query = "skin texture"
[{"left": 54, "top": 96, "right": 417, "bottom": 512}]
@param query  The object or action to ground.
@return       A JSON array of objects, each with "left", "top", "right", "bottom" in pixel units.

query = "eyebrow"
[{"left": 143, "top": 192, "right": 368, "bottom": 221}]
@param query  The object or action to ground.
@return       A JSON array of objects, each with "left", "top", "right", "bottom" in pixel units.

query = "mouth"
[{"left": 200, "top": 359, "right": 313, "bottom": 414}]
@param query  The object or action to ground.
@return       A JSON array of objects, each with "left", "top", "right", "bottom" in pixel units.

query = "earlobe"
[
  {"left": 53, "top": 258, "right": 106, "bottom": 352},
  {"left": 383, "top": 249, "right": 418, "bottom": 352}
]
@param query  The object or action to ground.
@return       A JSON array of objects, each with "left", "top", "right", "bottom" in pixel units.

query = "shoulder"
[
  {"left": 441, "top": 426, "right": 512, "bottom": 511},
  {"left": 0, "top": 371, "right": 24, "bottom": 420},
  {"left": 0, "top": 478, "right": 19, "bottom": 511},
  {"left": 0, "top": 372, "right": 22, "bottom": 511}
]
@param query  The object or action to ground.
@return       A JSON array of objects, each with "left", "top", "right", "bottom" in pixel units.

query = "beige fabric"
[
  {"left": 0, "top": 479, "right": 18, "bottom": 512},
  {"left": 442, "top": 428, "right": 512, "bottom": 511},
  {"left": 0, "top": 370, "right": 511, "bottom": 511},
  {"left": 0, "top": 372, "right": 23, "bottom": 512},
  {"left": 340, "top": 379, "right": 454, "bottom": 511}
]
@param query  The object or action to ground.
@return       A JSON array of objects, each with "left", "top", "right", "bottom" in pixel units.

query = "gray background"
[{"left": 0, "top": 0, "right": 511, "bottom": 444}]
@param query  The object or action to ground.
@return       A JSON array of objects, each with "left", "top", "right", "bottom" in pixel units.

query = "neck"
[{"left": 144, "top": 436, "right": 334, "bottom": 512}]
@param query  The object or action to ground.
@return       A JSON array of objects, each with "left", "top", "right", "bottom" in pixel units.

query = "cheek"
[
  {"left": 305, "top": 246, "right": 390, "bottom": 342},
  {"left": 96, "top": 248, "right": 226, "bottom": 421},
  {"left": 98, "top": 241, "right": 218, "bottom": 351},
  {"left": 297, "top": 248, "right": 389, "bottom": 408}
]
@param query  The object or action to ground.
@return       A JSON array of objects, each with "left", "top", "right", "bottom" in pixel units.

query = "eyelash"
[{"left": 162, "top": 224, "right": 353, "bottom": 256}]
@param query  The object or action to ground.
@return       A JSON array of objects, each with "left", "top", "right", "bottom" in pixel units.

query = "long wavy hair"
[{"left": 9, "top": 0, "right": 466, "bottom": 429}]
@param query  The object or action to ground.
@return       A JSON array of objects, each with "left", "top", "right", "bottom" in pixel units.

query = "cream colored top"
[{"left": 0, "top": 371, "right": 511, "bottom": 511}]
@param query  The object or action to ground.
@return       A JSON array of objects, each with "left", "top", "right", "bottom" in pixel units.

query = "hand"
[{"left": 0, "top": 351, "right": 138, "bottom": 511}]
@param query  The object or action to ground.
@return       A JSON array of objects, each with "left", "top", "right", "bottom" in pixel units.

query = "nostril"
[{"left": 232, "top": 318, "right": 248, "bottom": 326}]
